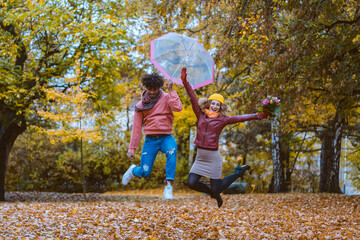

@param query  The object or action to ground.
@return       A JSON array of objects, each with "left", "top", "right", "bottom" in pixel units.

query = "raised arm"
[
  {"left": 181, "top": 68, "right": 202, "bottom": 118},
  {"left": 224, "top": 113, "right": 269, "bottom": 125},
  {"left": 166, "top": 79, "right": 183, "bottom": 112}
]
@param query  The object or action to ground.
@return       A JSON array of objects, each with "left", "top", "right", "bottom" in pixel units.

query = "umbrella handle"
[{"left": 166, "top": 79, "right": 173, "bottom": 91}]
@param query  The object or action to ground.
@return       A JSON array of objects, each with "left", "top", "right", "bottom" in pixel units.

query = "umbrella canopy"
[{"left": 150, "top": 32, "right": 214, "bottom": 89}]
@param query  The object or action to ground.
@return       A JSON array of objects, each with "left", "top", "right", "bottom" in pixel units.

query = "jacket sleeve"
[
  {"left": 224, "top": 113, "right": 263, "bottom": 125},
  {"left": 128, "top": 110, "right": 143, "bottom": 154},
  {"left": 168, "top": 90, "right": 183, "bottom": 112},
  {"left": 183, "top": 80, "right": 202, "bottom": 119}
]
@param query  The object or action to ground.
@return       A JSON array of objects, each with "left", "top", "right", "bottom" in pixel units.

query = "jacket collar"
[{"left": 205, "top": 109, "right": 219, "bottom": 118}]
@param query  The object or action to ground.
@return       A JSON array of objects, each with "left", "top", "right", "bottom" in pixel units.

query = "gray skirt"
[{"left": 189, "top": 148, "right": 222, "bottom": 179}]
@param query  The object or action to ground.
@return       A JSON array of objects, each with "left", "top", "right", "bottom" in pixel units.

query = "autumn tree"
[
  {"left": 257, "top": 1, "right": 360, "bottom": 193},
  {"left": 0, "top": 0, "right": 136, "bottom": 201}
]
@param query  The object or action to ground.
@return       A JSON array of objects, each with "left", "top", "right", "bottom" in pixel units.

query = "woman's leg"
[
  {"left": 187, "top": 173, "right": 213, "bottom": 195},
  {"left": 209, "top": 179, "right": 223, "bottom": 208},
  {"left": 211, "top": 165, "right": 251, "bottom": 193},
  {"left": 210, "top": 174, "right": 239, "bottom": 194},
  {"left": 208, "top": 165, "right": 251, "bottom": 207}
]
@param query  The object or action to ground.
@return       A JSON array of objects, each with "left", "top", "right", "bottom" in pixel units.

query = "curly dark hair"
[{"left": 141, "top": 73, "right": 164, "bottom": 89}]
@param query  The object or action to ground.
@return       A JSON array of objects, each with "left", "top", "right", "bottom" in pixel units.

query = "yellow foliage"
[
  {"left": 173, "top": 105, "right": 197, "bottom": 135},
  {"left": 352, "top": 35, "right": 360, "bottom": 43},
  {"left": 37, "top": 84, "right": 103, "bottom": 143}
]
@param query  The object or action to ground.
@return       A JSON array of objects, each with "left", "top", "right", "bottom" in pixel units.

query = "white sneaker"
[
  {"left": 122, "top": 164, "right": 136, "bottom": 185},
  {"left": 163, "top": 184, "right": 173, "bottom": 200}
]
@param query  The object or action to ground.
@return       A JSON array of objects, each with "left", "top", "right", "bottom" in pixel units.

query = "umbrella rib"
[
  {"left": 169, "top": 37, "right": 196, "bottom": 79},
  {"left": 152, "top": 33, "right": 213, "bottom": 88}
]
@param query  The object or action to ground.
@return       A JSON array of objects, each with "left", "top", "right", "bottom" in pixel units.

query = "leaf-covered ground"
[{"left": 1, "top": 190, "right": 359, "bottom": 239}]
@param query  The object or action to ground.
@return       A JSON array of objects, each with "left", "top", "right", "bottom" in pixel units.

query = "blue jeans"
[{"left": 133, "top": 135, "right": 177, "bottom": 180}]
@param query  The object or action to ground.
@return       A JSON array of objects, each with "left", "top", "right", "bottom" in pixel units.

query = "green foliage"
[
  {"left": 291, "top": 155, "right": 320, "bottom": 193},
  {"left": 6, "top": 128, "right": 66, "bottom": 191},
  {"left": 288, "top": 133, "right": 321, "bottom": 192},
  {"left": 7, "top": 119, "right": 178, "bottom": 192}
]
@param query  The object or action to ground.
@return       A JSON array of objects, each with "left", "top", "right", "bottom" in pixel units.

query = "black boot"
[
  {"left": 235, "top": 164, "right": 251, "bottom": 177},
  {"left": 210, "top": 192, "right": 223, "bottom": 208}
]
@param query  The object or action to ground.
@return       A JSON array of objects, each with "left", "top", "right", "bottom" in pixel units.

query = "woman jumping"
[{"left": 181, "top": 67, "right": 269, "bottom": 207}]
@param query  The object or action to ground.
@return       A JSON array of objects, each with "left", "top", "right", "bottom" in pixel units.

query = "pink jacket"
[{"left": 128, "top": 90, "right": 183, "bottom": 154}]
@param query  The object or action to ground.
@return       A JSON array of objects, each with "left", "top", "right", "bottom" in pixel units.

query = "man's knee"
[
  {"left": 139, "top": 164, "right": 151, "bottom": 177},
  {"left": 166, "top": 148, "right": 176, "bottom": 156}
]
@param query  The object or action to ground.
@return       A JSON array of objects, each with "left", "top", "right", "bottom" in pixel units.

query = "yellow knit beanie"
[{"left": 208, "top": 93, "right": 225, "bottom": 104}]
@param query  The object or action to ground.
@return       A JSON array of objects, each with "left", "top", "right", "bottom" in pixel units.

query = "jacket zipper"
[{"left": 203, "top": 118, "right": 209, "bottom": 144}]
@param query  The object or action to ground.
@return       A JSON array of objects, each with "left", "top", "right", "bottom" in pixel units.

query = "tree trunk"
[
  {"left": 319, "top": 113, "right": 344, "bottom": 193},
  {"left": 283, "top": 137, "right": 291, "bottom": 189},
  {"left": 0, "top": 120, "right": 26, "bottom": 201},
  {"left": 270, "top": 117, "right": 289, "bottom": 193},
  {"left": 241, "top": 151, "right": 248, "bottom": 166}
]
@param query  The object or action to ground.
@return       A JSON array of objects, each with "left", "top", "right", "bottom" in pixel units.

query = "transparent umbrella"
[{"left": 150, "top": 32, "right": 214, "bottom": 89}]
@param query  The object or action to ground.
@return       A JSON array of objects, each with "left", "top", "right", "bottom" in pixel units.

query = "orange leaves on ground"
[{"left": 0, "top": 192, "right": 359, "bottom": 239}]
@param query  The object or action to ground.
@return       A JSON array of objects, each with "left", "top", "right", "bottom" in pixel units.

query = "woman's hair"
[
  {"left": 198, "top": 97, "right": 230, "bottom": 116},
  {"left": 141, "top": 73, "right": 164, "bottom": 89}
]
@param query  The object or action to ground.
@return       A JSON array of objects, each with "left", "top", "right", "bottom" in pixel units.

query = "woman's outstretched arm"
[
  {"left": 181, "top": 67, "right": 202, "bottom": 119},
  {"left": 224, "top": 113, "right": 269, "bottom": 125}
]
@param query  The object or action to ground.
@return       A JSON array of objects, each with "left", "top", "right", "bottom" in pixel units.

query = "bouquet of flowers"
[{"left": 257, "top": 95, "right": 280, "bottom": 115}]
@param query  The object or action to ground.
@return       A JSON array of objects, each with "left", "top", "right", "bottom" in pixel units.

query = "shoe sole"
[{"left": 122, "top": 165, "right": 136, "bottom": 185}]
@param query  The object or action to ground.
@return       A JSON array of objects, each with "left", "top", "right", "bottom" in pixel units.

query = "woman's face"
[{"left": 210, "top": 100, "right": 221, "bottom": 113}]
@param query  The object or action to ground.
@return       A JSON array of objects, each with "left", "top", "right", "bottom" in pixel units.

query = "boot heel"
[{"left": 235, "top": 164, "right": 251, "bottom": 176}]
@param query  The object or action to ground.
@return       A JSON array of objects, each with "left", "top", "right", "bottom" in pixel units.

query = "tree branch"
[
  {"left": 323, "top": 15, "right": 360, "bottom": 32},
  {"left": 0, "top": 20, "right": 28, "bottom": 69},
  {"left": 219, "top": 66, "right": 250, "bottom": 92}
]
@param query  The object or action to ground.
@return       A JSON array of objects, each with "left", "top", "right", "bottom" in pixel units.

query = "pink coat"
[{"left": 128, "top": 90, "right": 183, "bottom": 154}]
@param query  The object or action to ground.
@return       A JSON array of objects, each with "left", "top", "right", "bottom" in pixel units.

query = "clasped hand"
[
  {"left": 166, "top": 79, "right": 173, "bottom": 91},
  {"left": 127, "top": 152, "right": 135, "bottom": 160}
]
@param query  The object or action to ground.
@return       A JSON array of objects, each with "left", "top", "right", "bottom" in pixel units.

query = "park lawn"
[{"left": 0, "top": 192, "right": 359, "bottom": 239}]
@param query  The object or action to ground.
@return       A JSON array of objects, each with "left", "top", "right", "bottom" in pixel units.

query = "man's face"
[{"left": 147, "top": 88, "right": 160, "bottom": 99}]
